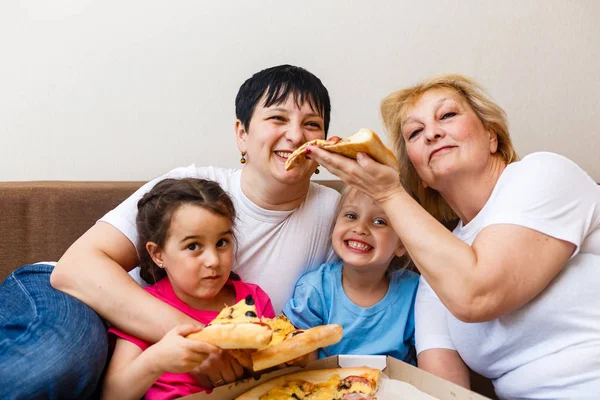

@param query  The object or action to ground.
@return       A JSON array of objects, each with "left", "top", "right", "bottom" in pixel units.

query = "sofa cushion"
[{"left": 0, "top": 181, "right": 144, "bottom": 281}]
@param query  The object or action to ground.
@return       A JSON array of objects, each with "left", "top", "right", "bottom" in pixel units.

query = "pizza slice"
[
  {"left": 235, "top": 367, "right": 381, "bottom": 399},
  {"left": 251, "top": 314, "right": 343, "bottom": 371},
  {"left": 186, "top": 295, "right": 273, "bottom": 349},
  {"left": 285, "top": 128, "right": 399, "bottom": 172}
]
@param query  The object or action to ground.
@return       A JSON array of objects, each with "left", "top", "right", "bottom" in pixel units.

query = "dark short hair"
[
  {"left": 136, "top": 178, "right": 237, "bottom": 284},
  {"left": 235, "top": 64, "right": 331, "bottom": 136}
]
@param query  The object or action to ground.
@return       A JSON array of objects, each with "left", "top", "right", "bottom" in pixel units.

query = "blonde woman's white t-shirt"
[
  {"left": 415, "top": 152, "right": 600, "bottom": 399},
  {"left": 100, "top": 165, "right": 340, "bottom": 313}
]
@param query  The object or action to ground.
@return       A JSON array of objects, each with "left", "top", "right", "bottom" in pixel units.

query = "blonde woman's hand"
[
  {"left": 146, "top": 324, "right": 219, "bottom": 374},
  {"left": 306, "top": 145, "right": 405, "bottom": 204}
]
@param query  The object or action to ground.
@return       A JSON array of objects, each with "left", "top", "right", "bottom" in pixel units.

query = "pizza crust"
[
  {"left": 235, "top": 367, "right": 381, "bottom": 399},
  {"left": 186, "top": 322, "right": 273, "bottom": 349},
  {"left": 285, "top": 128, "right": 399, "bottom": 171},
  {"left": 251, "top": 324, "right": 343, "bottom": 371}
]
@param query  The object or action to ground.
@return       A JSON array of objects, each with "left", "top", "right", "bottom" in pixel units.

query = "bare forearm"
[
  {"left": 52, "top": 250, "right": 199, "bottom": 342},
  {"left": 102, "top": 351, "right": 163, "bottom": 400},
  {"left": 418, "top": 349, "right": 470, "bottom": 389},
  {"left": 380, "top": 190, "right": 484, "bottom": 315}
]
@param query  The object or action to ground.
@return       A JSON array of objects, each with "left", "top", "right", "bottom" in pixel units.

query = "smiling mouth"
[
  {"left": 274, "top": 151, "right": 292, "bottom": 160},
  {"left": 345, "top": 240, "right": 373, "bottom": 252}
]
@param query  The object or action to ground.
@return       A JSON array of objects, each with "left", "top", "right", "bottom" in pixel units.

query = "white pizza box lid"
[{"left": 181, "top": 355, "right": 491, "bottom": 400}]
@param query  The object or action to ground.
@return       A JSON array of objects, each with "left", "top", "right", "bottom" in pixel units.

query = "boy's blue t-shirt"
[{"left": 282, "top": 261, "right": 419, "bottom": 364}]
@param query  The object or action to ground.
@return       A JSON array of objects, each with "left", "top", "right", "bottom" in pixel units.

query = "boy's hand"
[{"left": 147, "top": 324, "right": 219, "bottom": 374}]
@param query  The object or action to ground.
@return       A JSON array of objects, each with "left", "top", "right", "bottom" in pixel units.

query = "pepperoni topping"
[{"left": 338, "top": 376, "right": 374, "bottom": 391}]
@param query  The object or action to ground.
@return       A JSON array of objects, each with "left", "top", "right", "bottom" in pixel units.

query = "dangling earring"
[
  {"left": 240, "top": 152, "right": 246, "bottom": 164},
  {"left": 314, "top": 167, "right": 320, "bottom": 175}
]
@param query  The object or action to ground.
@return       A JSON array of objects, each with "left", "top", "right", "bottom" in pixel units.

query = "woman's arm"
[
  {"left": 418, "top": 349, "right": 470, "bottom": 388},
  {"left": 307, "top": 149, "right": 577, "bottom": 322},
  {"left": 379, "top": 189, "right": 574, "bottom": 322},
  {"left": 51, "top": 222, "right": 198, "bottom": 342}
]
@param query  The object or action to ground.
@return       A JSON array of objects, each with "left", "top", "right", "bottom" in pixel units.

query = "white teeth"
[
  {"left": 275, "top": 151, "right": 291, "bottom": 159},
  {"left": 346, "top": 240, "right": 372, "bottom": 251}
]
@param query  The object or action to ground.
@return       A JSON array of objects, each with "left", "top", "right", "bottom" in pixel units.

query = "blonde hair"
[
  {"left": 336, "top": 186, "right": 414, "bottom": 274},
  {"left": 380, "top": 73, "right": 519, "bottom": 222}
]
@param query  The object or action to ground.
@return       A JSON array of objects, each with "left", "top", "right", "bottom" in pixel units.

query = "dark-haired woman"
[{"left": 0, "top": 65, "right": 340, "bottom": 398}]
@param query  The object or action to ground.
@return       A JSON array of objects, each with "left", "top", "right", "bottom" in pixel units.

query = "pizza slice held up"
[
  {"left": 252, "top": 315, "right": 343, "bottom": 371},
  {"left": 186, "top": 297, "right": 343, "bottom": 371},
  {"left": 185, "top": 295, "right": 272, "bottom": 349},
  {"left": 285, "top": 128, "right": 399, "bottom": 172}
]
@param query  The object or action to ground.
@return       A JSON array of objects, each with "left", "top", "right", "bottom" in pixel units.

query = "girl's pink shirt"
[{"left": 109, "top": 277, "right": 275, "bottom": 400}]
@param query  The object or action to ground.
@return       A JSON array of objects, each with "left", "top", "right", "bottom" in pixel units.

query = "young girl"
[
  {"left": 102, "top": 178, "right": 275, "bottom": 400},
  {"left": 283, "top": 186, "right": 419, "bottom": 364}
]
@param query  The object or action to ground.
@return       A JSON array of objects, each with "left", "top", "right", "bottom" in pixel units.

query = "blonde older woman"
[{"left": 306, "top": 74, "right": 600, "bottom": 399}]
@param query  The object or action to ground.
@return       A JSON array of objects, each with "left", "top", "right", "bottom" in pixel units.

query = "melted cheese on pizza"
[
  {"left": 259, "top": 374, "right": 376, "bottom": 400},
  {"left": 259, "top": 380, "right": 315, "bottom": 399},
  {"left": 209, "top": 295, "right": 260, "bottom": 325},
  {"left": 262, "top": 314, "right": 297, "bottom": 346}
]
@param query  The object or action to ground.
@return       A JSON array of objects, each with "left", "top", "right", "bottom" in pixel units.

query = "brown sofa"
[{"left": 0, "top": 180, "right": 495, "bottom": 398}]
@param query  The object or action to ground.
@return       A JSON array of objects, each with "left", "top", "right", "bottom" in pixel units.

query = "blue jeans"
[{"left": 0, "top": 264, "right": 108, "bottom": 399}]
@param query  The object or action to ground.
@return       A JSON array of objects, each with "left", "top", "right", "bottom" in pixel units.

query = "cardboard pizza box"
[{"left": 181, "top": 355, "right": 491, "bottom": 400}]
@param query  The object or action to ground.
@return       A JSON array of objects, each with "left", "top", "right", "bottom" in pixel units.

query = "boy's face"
[
  {"left": 332, "top": 190, "right": 405, "bottom": 271},
  {"left": 235, "top": 94, "right": 325, "bottom": 186}
]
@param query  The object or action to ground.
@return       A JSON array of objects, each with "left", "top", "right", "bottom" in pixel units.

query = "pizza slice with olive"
[
  {"left": 251, "top": 314, "right": 343, "bottom": 371},
  {"left": 186, "top": 295, "right": 273, "bottom": 349}
]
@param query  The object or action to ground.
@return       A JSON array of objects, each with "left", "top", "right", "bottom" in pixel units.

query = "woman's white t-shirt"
[
  {"left": 415, "top": 152, "right": 600, "bottom": 399},
  {"left": 100, "top": 165, "right": 340, "bottom": 313}
]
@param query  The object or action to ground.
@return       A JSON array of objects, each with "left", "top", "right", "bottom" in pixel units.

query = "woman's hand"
[
  {"left": 146, "top": 324, "right": 220, "bottom": 374},
  {"left": 306, "top": 146, "right": 405, "bottom": 203}
]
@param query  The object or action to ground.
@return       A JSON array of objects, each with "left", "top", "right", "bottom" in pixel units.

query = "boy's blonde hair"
[
  {"left": 380, "top": 73, "right": 519, "bottom": 222},
  {"left": 335, "top": 186, "right": 414, "bottom": 275}
]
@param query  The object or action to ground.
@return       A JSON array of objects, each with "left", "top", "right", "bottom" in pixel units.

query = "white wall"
[{"left": 1, "top": 0, "right": 599, "bottom": 181}]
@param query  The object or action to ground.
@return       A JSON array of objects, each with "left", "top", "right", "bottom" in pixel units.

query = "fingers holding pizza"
[
  {"left": 287, "top": 129, "right": 404, "bottom": 204},
  {"left": 145, "top": 324, "right": 221, "bottom": 374}
]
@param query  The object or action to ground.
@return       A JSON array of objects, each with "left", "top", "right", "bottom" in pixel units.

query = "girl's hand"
[
  {"left": 306, "top": 146, "right": 405, "bottom": 204},
  {"left": 147, "top": 324, "right": 220, "bottom": 374},
  {"left": 190, "top": 350, "right": 245, "bottom": 388}
]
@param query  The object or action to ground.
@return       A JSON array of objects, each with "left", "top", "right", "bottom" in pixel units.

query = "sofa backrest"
[
  {"left": 0, "top": 180, "right": 344, "bottom": 282},
  {"left": 0, "top": 179, "right": 497, "bottom": 397}
]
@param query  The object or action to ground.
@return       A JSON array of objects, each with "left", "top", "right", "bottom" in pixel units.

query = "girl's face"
[
  {"left": 400, "top": 88, "right": 498, "bottom": 190},
  {"left": 332, "top": 190, "right": 405, "bottom": 271},
  {"left": 149, "top": 204, "right": 234, "bottom": 307},
  {"left": 235, "top": 94, "right": 325, "bottom": 186}
]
